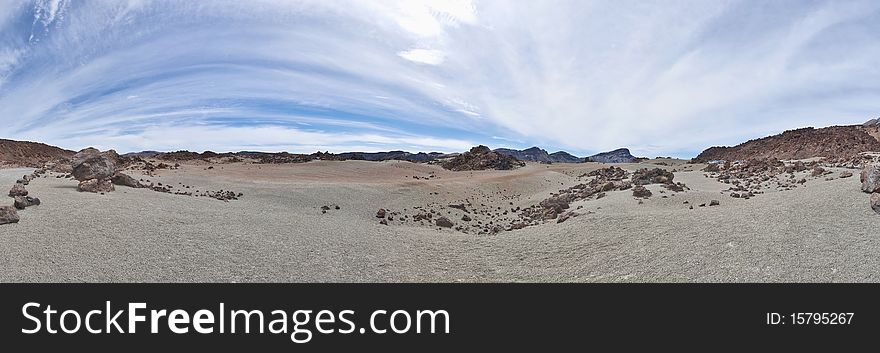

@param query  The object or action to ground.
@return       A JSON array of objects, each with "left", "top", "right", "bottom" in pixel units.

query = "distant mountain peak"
[
  {"left": 494, "top": 147, "right": 583, "bottom": 163},
  {"left": 588, "top": 148, "right": 636, "bottom": 163}
]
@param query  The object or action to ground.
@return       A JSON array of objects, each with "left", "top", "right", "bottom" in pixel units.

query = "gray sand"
[{"left": 1, "top": 160, "right": 877, "bottom": 282}]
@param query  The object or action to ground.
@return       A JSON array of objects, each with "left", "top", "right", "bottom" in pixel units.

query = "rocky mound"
[
  {"left": 588, "top": 148, "right": 637, "bottom": 163},
  {"left": 694, "top": 124, "right": 880, "bottom": 162},
  {"left": 0, "top": 139, "right": 74, "bottom": 167},
  {"left": 441, "top": 146, "right": 525, "bottom": 171}
]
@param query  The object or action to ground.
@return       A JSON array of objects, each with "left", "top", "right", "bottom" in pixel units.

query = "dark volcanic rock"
[
  {"left": 71, "top": 148, "right": 119, "bottom": 181},
  {"left": 632, "top": 185, "right": 652, "bottom": 198},
  {"left": 8, "top": 184, "right": 27, "bottom": 197},
  {"left": 78, "top": 179, "right": 115, "bottom": 193},
  {"left": 0, "top": 206, "right": 20, "bottom": 224},
  {"left": 13, "top": 196, "right": 40, "bottom": 209},
  {"left": 111, "top": 172, "right": 144, "bottom": 188},
  {"left": 435, "top": 217, "right": 454, "bottom": 228},
  {"left": 632, "top": 168, "right": 674, "bottom": 185},
  {"left": 441, "top": 146, "right": 524, "bottom": 171},
  {"left": 588, "top": 148, "right": 637, "bottom": 163}
]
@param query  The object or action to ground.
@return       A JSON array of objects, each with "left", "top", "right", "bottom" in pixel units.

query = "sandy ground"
[{"left": 1, "top": 159, "right": 877, "bottom": 283}]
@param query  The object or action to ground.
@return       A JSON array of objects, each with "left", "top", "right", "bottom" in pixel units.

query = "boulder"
[
  {"left": 71, "top": 148, "right": 119, "bottom": 181},
  {"left": 0, "top": 206, "right": 20, "bottom": 224},
  {"left": 872, "top": 193, "right": 880, "bottom": 214},
  {"left": 810, "top": 167, "right": 825, "bottom": 177},
  {"left": 13, "top": 196, "right": 40, "bottom": 209},
  {"left": 861, "top": 164, "right": 880, "bottom": 193},
  {"left": 78, "top": 179, "right": 115, "bottom": 193},
  {"left": 435, "top": 217, "right": 454, "bottom": 228},
  {"left": 376, "top": 208, "right": 386, "bottom": 218},
  {"left": 110, "top": 172, "right": 143, "bottom": 188},
  {"left": 9, "top": 184, "right": 28, "bottom": 197},
  {"left": 840, "top": 171, "right": 853, "bottom": 178}
]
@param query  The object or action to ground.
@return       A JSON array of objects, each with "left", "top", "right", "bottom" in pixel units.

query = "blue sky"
[{"left": 0, "top": 0, "right": 879, "bottom": 157}]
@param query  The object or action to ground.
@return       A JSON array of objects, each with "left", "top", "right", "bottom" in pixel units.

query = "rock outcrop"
[{"left": 441, "top": 146, "right": 524, "bottom": 171}]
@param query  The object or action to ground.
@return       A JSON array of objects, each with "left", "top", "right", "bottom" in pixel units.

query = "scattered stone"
[
  {"left": 379, "top": 219, "right": 388, "bottom": 225},
  {"left": 840, "top": 171, "right": 853, "bottom": 178},
  {"left": 709, "top": 200, "right": 720, "bottom": 206},
  {"left": 8, "top": 184, "right": 27, "bottom": 197},
  {"left": 556, "top": 211, "right": 577, "bottom": 223},
  {"left": 461, "top": 214, "right": 472, "bottom": 222},
  {"left": 435, "top": 217, "right": 454, "bottom": 228},
  {"left": 810, "top": 167, "right": 825, "bottom": 177},
  {"left": 13, "top": 196, "right": 40, "bottom": 209},
  {"left": 376, "top": 208, "right": 386, "bottom": 218},
  {"left": 632, "top": 185, "right": 652, "bottom": 198},
  {"left": 0, "top": 206, "right": 20, "bottom": 224}
]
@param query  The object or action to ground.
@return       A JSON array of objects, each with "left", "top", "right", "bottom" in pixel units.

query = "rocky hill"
[
  {"left": 588, "top": 148, "right": 637, "bottom": 163},
  {"left": 694, "top": 123, "right": 880, "bottom": 162},
  {"left": 0, "top": 139, "right": 74, "bottom": 167},
  {"left": 441, "top": 145, "right": 525, "bottom": 171}
]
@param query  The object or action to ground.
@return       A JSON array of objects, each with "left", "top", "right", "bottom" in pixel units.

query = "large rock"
[
  {"left": 13, "top": 196, "right": 40, "bottom": 209},
  {"left": 0, "top": 206, "right": 20, "bottom": 224},
  {"left": 872, "top": 193, "right": 880, "bottom": 214},
  {"left": 110, "top": 172, "right": 143, "bottom": 188},
  {"left": 78, "top": 179, "right": 115, "bottom": 193},
  {"left": 8, "top": 184, "right": 27, "bottom": 197},
  {"left": 71, "top": 148, "right": 119, "bottom": 181},
  {"left": 861, "top": 164, "right": 880, "bottom": 193}
]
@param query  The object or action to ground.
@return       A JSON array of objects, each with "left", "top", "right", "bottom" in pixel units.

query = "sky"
[{"left": 0, "top": 0, "right": 879, "bottom": 157}]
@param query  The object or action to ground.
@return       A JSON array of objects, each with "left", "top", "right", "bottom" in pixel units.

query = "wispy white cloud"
[{"left": 0, "top": 0, "right": 878, "bottom": 157}]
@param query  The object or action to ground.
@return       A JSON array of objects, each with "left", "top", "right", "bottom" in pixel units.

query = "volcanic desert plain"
[{"left": 3, "top": 120, "right": 880, "bottom": 282}]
